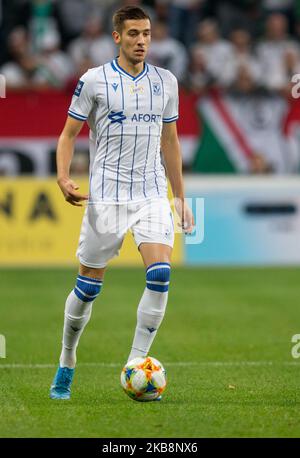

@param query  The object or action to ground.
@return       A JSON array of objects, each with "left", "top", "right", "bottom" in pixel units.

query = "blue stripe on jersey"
[
  {"left": 119, "top": 74, "right": 124, "bottom": 110},
  {"left": 68, "top": 110, "right": 87, "bottom": 121},
  {"left": 116, "top": 123, "right": 124, "bottom": 202},
  {"left": 143, "top": 126, "right": 151, "bottom": 198},
  {"left": 111, "top": 60, "right": 118, "bottom": 72},
  {"left": 96, "top": 122, "right": 105, "bottom": 149},
  {"left": 103, "top": 64, "right": 110, "bottom": 109},
  {"left": 163, "top": 115, "right": 179, "bottom": 123},
  {"left": 101, "top": 125, "right": 110, "bottom": 200},
  {"left": 154, "top": 67, "right": 165, "bottom": 112},
  {"left": 163, "top": 115, "right": 179, "bottom": 120},
  {"left": 89, "top": 170, "right": 93, "bottom": 200},
  {"left": 147, "top": 74, "right": 153, "bottom": 111},
  {"left": 115, "top": 75, "right": 124, "bottom": 202},
  {"left": 135, "top": 63, "right": 149, "bottom": 83},
  {"left": 153, "top": 131, "right": 160, "bottom": 196},
  {"left": 130, "top": 126, "right": 138, "bottom": 200},
  {"left": 112, "top": 59, "right": 149, "bottom": 83}
]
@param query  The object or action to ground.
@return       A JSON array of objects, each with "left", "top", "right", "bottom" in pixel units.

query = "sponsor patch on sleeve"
[{"left": 74, "top": 80, "right": 84, "bottom": 97}]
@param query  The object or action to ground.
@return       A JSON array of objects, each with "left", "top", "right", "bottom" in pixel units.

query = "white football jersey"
[{"left": 68, "top": 58, "right": 179, "bottom": 203}]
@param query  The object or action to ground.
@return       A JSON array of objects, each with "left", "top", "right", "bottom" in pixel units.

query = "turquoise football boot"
[{"left": 50, "top": 366, "right": 74, "bottom": 400}]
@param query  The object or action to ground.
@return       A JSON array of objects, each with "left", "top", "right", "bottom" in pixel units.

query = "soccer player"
[{"left": 50, "top": 5, "right": 194, "bottom": 400}]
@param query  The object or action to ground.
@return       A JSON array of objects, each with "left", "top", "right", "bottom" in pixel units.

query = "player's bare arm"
[
  {"left": 161, "top": 121, "right": 195, "bottom": 233},
  {"left": 56, "top": 116, "right": 89, "bottom": 207}
]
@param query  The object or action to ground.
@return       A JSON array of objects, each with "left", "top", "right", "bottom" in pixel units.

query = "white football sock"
[
  {"left": 127, "top": 289, "right": 168, "bottom": 362},
  {"left": 59, "top": 291, "right": 93, "bottom": 368},
  {"left": 128, "top": 262, "right": 170, "bottom": 362},
  {"left": 59, "top": 275, "right": 102, "bottom": 369}
]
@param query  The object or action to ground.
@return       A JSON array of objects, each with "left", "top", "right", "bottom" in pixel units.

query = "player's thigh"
[
  {"left": 132, "top": 198, "right": 174, "bottom": 267},
  {"left": 77, "top": 204, "right": 125, "bottom": 269},
  {"left": 139, "top": 242, "right": 172, "bottom": 268}
]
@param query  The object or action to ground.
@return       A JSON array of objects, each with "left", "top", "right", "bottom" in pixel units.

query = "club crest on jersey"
[
  {"left": 152, "top": 82, "right": 161, "bottom": 96},
  {"left": 111, "top": 83, "right": 119, "bottom": 92},
  {"left": 108, "top": 110, "right": 127, "bottom": 124},
  {"left": 74, "top": 80, "right": 84, "bottom": 97},
  {"left": 130, "top": 84, "right": 144, "bottom": 95}
]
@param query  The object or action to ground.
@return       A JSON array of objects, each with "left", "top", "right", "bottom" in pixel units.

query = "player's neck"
[{"left": 117, "top": 54, "right": 144, "bottom": 78}]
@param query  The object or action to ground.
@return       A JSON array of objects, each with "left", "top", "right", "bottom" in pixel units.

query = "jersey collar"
[{"left": 111, "top": 58, "right": 149, "bottom": 83}]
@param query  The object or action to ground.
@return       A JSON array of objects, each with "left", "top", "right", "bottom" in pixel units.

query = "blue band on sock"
[
  {"left": 146, "top": 263, "right": 170, "bottom": 293},
  {"left": 74, "top": 275, "right": 102, "bottom": 302},
  {"left": 146, "top": 262, "right": 171, "bottom": 272},
  {"left": 77, "top": 274, "right": 102, "bottom": 285}
]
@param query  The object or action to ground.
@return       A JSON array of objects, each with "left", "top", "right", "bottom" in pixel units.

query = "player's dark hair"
[{"left": 113, "top": 6, "right": 151, "bottom": 33}]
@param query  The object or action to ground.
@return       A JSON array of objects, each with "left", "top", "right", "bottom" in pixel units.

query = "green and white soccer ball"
[{"left": 120, "top": 356, "right": 167, "bottom": 402}]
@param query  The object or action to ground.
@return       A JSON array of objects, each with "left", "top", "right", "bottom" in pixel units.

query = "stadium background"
[
  {"left": 1, "top": 0, "right": 300, "bottom": 439},
  {"left": 1, "top": 0, "right": 300, "bottom": 266}
]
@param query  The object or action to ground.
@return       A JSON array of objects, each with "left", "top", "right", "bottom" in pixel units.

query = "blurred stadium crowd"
[
  {"left": 1, "top": 0, "right": 300, "bottom": 95},
  {"left": 1, "top": 0, "right": 300, "bottom": 175}
]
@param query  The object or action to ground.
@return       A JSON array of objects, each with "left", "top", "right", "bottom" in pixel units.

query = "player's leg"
[
  {"left": 138, "top": 242, "right": 172, "bottom": 266},
  {"left": 128, "top": 198, "right": 174, "bottom": 362},
  {"left": 50, "top": 203, "right": 125, "bottom": 399},
  {"left": 50, "top": 264, "right": 105, "bottom": 400},
  {"left": 127, "top": 243, "right": 172, "bottom": 362},
  {"left": 59, "top": 264, "right": 106, "bottom": 370}
]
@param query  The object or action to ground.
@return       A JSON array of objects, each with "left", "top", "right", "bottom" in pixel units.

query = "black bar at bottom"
[{"left": 0, "top": 438, "right": 299, "bottom": 456}]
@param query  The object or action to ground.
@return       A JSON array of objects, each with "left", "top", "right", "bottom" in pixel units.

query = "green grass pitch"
[{"left": 0, "top": 267, "right": 300, "bottom": 438}]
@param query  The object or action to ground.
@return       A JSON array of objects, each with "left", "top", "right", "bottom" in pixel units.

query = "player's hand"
[
  {"left": 174, "top": 197, "right": 195, "bottom": 234},
  {"left": 57, "top": 177, "right": 88, "bottom": 207}
]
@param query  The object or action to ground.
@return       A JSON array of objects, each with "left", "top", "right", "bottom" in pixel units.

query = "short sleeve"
[
  {"left": 163, "top": 72, "right": 179, "bottom": 123},
  {"left": 68, "top": 70, "right": 95, "bottom": 121}
]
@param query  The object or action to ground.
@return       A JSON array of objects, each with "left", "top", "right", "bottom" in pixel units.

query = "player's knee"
[
  {"left": 146, "top": 262, "right": 171, "bottom": 293},
  {"left": 74, "top": 275, "right": 103, "bottom": 302}
]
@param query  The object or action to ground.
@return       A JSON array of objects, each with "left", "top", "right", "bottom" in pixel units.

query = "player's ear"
[{"left": 112, "top": 30, "right": 121, "bottom": 45}]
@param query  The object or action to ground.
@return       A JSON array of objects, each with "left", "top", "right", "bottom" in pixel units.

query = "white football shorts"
[{"left": 76, "top": 197, "right": 175, "bottom": 268}]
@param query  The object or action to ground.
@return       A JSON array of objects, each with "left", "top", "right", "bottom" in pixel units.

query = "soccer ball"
[{"left": 120, "top": 356, "right": 167, "bottom": 402}]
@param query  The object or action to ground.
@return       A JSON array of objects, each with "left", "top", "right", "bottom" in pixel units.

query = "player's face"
[{"left": 116, "top": 19, "right": 151, "bottom": 65}]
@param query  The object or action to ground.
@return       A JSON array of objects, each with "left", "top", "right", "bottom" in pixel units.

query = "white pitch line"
[{"left": 0, "top": 361, "right": 299, "bottom": 369}]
